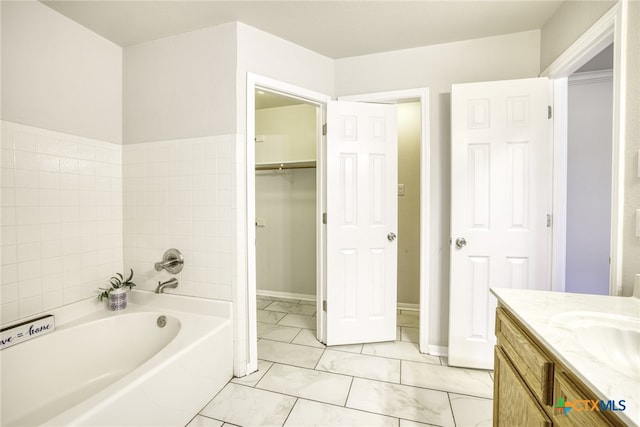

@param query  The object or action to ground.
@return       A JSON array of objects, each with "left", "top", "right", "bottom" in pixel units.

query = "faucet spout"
[{"left": 155, "top": 278, "right": 179, "bottom": 294}]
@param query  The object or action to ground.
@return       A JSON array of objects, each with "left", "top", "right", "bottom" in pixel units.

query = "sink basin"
[{"left": 552, "top": 311, "right": 640, "bottom": 378}]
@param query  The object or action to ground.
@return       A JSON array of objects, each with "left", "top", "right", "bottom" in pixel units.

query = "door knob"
[
  {"left": 387, "top": 232, "right": 397, "bottom": 242},
  {"left": 455, "top": 237, "right": 467, "bottom": 248}
]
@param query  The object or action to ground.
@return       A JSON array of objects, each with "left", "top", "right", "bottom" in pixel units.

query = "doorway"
[
  {"left": 338, "top": 89, "right": 431, "bottom": 354},
  {"left": 565, "top": 44, "right": 614, "bottom": 295},
  {"left": 543, "top": 3, "right": 626, "bottom": 297},
  {"left": 254, "top": 89, "right": 320, "bottom": 301}
]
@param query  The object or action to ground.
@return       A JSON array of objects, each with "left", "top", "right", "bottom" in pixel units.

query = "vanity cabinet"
[{"left": 493, "top": 305, "right": 625, "bottom": 427}]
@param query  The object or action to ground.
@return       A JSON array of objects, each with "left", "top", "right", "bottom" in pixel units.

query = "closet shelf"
[{"left": 255, "top": 160, "right": 316, "bottom": 171}]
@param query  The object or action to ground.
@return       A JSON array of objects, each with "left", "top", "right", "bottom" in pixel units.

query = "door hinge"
[
  {"left": 322, "top": 212, "right": 327, "bottom": 224},
  {"left": 322, "top": 123, "right": 327, "bottom": 136},
  {"left": 548, "top": 105, "right": 553, "bottom": 119},
  {"left": 322, "top": 300, "right": 327, "bottom": 311},
  {"left": 547, "top": 214, "right": 552, "bottom": 228}
]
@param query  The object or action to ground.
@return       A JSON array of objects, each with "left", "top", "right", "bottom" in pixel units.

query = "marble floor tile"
[
  {"left": 449, "top": 393, "right": 493, "bottom": 426},
  {"left": 185, "top": 415, "right": 223, "bottom": 427},
  {"left": 327, "top": 342, "right": 364, "bottom": 354},
  {"left": 200, "top": 383, "right": 296, "bottom": 427},
  {"left": 258, "top": 295, "right": 300, "bottom": 303},
  {"left": 298, "top": 299, "right": 317, "bottom": 306},
  {"left": 316, "top": 349, "right": 401, "bottom": 383},
  {"left": 257, "top": 322, "right": 301, "bottom": 343},
  {"left": 284, "top": 399, "right": 398, "bottom": 427},
  {"left": 257, "top": 310, "right": 287, "bottom": 324},
  {"left": 265, "top": 301, "right": 317, "bottom": 316},
  {"left": 362, "top": 341, "right": 440, "bottom": 365},
  {"left": 399, "top": 419, "right": 439, "bottom": 427},
  {"left": 401, "top": 361, "right": 494, "bottom": 398},
  {"left": 258, "top": 339, "right": 324, "bottom": 368},
  {"left": 231, "top": 359, "right": 273, "bottom": 387},
  {"left": 346, "top": 378, "right": 455, "bottom": 427},
  {"left": 291, "top": 328, "right": 326, "bottom": 348},
  {"left": 278, "top": 313, "right": 316, "bottom": 329},
  {"left": 257, "top": 363, "right": 352, "bottom": 406},
  {"left": 256, "top": 298, "right": 272, "bottom": 310}
]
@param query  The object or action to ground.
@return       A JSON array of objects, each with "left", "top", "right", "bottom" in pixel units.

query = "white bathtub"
[{"left": 0, "top": 291, "right": 233, "bottom": 427}]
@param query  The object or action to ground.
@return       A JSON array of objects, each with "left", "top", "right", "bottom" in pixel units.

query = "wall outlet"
[{"left": 398, "top": 184, "right": 405, "bottom": 196}]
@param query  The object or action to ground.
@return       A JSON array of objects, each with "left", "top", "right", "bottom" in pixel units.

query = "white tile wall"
[
  {"left": 1, "top": 121, "right": 123, "bottom": 323},
  {"left": 123, "top": 136, "right": 235, "bottom": 301}
]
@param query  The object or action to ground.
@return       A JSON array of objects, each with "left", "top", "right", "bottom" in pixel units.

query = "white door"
[
  {"left": 449, "top": 77, "right": 552, "bottom": 369},
  {"left": 325, "top": 100, "right": 398, "bottom": 346}
]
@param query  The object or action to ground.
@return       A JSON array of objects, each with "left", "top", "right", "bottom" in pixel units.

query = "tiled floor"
[{"left": 186, "top": 296, "right": 493, "bottom": 427}]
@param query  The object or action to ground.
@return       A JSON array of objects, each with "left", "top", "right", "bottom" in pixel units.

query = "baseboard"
[
  {"left": 427, "top": 345, "right": 448, "bottom": 357},
  {"left": 397, "top": 302, "right": 419, "bottom": 312},
  {"left": 256, "top": 289, "right": 316, "bottom": 302}
]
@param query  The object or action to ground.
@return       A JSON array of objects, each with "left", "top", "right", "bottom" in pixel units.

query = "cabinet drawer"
[
  {"left": 496, "top": 307, "right": 554, "bottom": 405},
  {"left": 494, "top": 346, "right": 552, "bottom": 427},
  {"left": 552, "top": 372, "right": 619, "bottom": 427}
]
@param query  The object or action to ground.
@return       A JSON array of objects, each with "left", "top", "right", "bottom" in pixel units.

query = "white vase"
[{"left": 108, "top": 288, "right": 127, "bottom": 311}]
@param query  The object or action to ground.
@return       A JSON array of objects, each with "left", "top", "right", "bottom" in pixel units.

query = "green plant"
[{"left": 98, "top": 268, "right": 136, "bottom": 301}]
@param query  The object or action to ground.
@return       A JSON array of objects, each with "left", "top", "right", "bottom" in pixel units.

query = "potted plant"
[{"left": 98, "top": 268, "right": 136, "bottom": 311}]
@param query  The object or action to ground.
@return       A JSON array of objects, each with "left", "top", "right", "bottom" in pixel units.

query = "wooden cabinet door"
[{"left": 494, "top": 346, "right": 552, "bottom": 427}]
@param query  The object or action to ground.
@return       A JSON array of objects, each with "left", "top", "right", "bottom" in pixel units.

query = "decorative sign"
[{"left": 0, "top": 315, "right": 55, "bottom": 350}]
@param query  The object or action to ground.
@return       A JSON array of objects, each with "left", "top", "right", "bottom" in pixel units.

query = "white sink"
[{"left": 552, "top": 311, "right": 640, "bottom": 378}]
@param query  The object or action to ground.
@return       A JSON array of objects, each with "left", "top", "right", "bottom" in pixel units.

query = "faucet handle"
[{"left": 154, "top": 249, "right": 183, "bottom": 274}]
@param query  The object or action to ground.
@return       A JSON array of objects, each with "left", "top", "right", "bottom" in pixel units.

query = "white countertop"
[{"left": 491, "top": 288, "right": 640, "bottom": 427}]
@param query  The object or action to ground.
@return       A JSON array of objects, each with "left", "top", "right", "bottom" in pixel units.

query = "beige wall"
[
  {"left": 0, "top": 1, "right": 122, "bottom": 144},
  {"left": 255, "top": 104, "right": 317, "bottom": 164},
  {"left": 123, "top": 22, "right": 237, "bottom": 144},
  {"left": 336, "top": 30, "right": 541, "bottom": 347},
  {"left": 397, "top": 102, "right": 421, "bottom": 305}
]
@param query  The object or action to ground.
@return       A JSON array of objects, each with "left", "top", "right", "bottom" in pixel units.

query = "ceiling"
[{"left": 41, "top": 0, "right": 565, "bottom": 59}]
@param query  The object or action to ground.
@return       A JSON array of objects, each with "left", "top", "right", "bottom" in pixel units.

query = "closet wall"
[
  {"left": 397, "top": 102, "right": 421, "bottom": 305},
  {"left": 255, "top": 103, "right": 317, "bottom": 298}
]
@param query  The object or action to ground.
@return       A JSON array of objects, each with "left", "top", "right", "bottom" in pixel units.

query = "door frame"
[
  {"left": 541, "top": 2, "right": 627, "bottom": 296},
  {"left": 245, "top": 73, "right": 331, "bottom": 375},
  {"left": 339, "top": 88, "right": 431, "bottom": 354}
]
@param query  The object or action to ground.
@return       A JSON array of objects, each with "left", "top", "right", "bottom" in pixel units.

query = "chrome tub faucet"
[{"left": 156, "top": 278, "right": 178, "bottom": 294}]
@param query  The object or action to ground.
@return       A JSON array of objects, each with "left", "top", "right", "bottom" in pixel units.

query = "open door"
[
  {"left": 324, "top": 100, "right": 398, "bottom": 346},
  {"left": 449, "top": 77, "right": 552, "bottom": 369}
]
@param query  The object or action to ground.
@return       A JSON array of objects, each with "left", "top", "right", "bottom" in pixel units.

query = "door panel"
[
  {"left": 325, "top": 101, "right": 398, "bottom": 346},
  {"left": 449, "top": 78, "right": 552, "bottom": 369}
]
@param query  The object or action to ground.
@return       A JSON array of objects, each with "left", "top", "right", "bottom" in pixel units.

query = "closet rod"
[{"left": 255, "top": 164, "right": 316, "bottom": 171}]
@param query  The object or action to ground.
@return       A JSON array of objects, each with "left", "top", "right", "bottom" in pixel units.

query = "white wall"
[
  {"left": 0, "top": 1, "right": 122, "bottom": 144},
  {"left": 0, "top": 1, "right": 123, "bottom": 324},
  {"left": 123, "top": 23, "right": 237, "bottom": 144},
  {"left": 1, "top": 121, "right": 123, "bottom": 323},
  {"left": 122, "top": 135, "right": 236, "bottom": 301},
  {"left": 235, "top": 22, "right": 335, "bottom": 135},
  {"left": 566, "top": 73, "right": 613, "bottom": 295},
  {"left": 335, "top": 30, "right": 541, "bottom": 348}
]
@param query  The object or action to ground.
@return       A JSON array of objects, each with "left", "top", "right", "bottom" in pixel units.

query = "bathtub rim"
[{"left": 1, "top": 290, "right": 233, "bottom": 427}]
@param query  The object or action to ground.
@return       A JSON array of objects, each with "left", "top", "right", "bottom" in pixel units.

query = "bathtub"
[{"left": 0, "top": 291, "right": 233, "bottom": 427}]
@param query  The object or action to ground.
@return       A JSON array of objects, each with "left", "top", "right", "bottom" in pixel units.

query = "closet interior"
[{"left": 254, "top": 89, "right": 319, "bottom": 300}]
